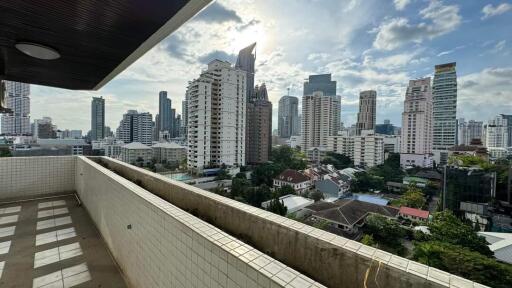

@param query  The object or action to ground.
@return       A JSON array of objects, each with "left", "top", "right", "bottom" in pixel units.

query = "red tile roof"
[
  {"left": 275, "top": 169, "right": 310, "bottom": 184},
  {"left": 399, "top": 206, "right": 429, "bottom": 219}
]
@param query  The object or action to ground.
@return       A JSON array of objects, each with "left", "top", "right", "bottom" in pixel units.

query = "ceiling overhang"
[{"left": 0, "top": 0, "right": 212, "bottom": 90}]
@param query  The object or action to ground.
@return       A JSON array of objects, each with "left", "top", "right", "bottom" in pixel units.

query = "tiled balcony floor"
[{"left": 0, "top": 195, "right": 127, "bottom": 288}]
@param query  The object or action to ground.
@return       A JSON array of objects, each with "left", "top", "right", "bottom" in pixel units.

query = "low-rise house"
[
  {"left": 403, "top": 176, "right": 429, "bottom": 188},
  {"left": 120, "top": 142, "right": 153, "bottom": 166},
  {"left": 273, "top": 169, "right": 311, "bottom": 194},
  {"left": 152, "top": 142, "right": 186, "bottom": 164},
  {"left": 261, "top": 194, "right": 314, "bottom": 215},
  {"left": 315, "top": 174, "right": 351, "bottom": 198},
  {"left": 304, "top": 199, "right": 398, "bottom": 234},
  {"left": 398, "top": 206, "right": 429, "bottom": 222}
]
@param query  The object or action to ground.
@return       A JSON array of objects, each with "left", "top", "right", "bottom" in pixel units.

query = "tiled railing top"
[
  {"left": 89, "top": 157, "right": 488, "bottom": 288},
  {"left": 81, "top": 156, "right": 326, "bottom": 288}
]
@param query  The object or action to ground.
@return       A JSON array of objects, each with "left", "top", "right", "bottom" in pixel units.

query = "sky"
[{"left": 29, "top": 0, "right": 512, "bottom": 132}]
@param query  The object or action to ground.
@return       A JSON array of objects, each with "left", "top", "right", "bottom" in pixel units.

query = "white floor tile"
[
  {"left": 36, "top": 216, "right": 72, "bottom": 231},
  {"left": 0, "top": 215, "right": 18, "bottom": 225},
  {"left": 0, "top": 226, "right": 15, "bottom": 238},
  {"left": 0, "top": 206, "right": 21, "bottom": 215},
  {"left": 33, "top": 270, "right": 62, "bottom": 287},
  {"left": 34, "top": 243, "right": 82, "bottom": 268},
  {"left": 36, "top": 228, "right": 76, "bottom": 246},
  {"left": 63, "top": 271, "right": 91, "bottom": 288},
  {"left": 37, "top": 208, "right": 69, "bottom": 219},
  {"left": 0, "top": 240, "right": 11, "bottom": 255}
]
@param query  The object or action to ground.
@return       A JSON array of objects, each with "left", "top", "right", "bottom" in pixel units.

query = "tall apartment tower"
[
  {"left": 91, "top": 96, "right": 105, "bottom": 141},
  {"left": 433, "top": 63, "right": 457, "bottom": 150},
  {"left": 400, "top": 78, "right": 433, "bottom": 168},
  {"left": 181, "top": 96, "right": 188, "bottom": 139},
  {"left": 467, "top": 120, "right": 483, "bottom": 144},
  {"left": 158, "top": 91, "right": 172, "bottom": 132},
  {"left": 116, "top": 110, "right": 153, "bottom": 146},
  {"left": 1, "top": 80, "right": 31, "bottom": 135},
  {"left": 277, "top": 96, "right": 300, "bottom": 138},
  {"left": 303, "top": 74, "right": 336, "bottom": 96},
  {"left": 484, "top": 115, "right": 509, "bottom": 158},
  {"left": 246, "top": 84, "right": 272, "bottom": 164},
  {"left": 186, "top": 60, "right": 246, "bottom": 173},
  {"left": 235, "top": 43, "right": 256, "bottom": 101},
  {"left": 301, "top": 91, "right": 341, "bottom": 152},
  {"left": 356, "top": 90, "right": 377, "bottom": 135},
  {"left": 500, "top": 114, "right": 512, "bottom": 147}
]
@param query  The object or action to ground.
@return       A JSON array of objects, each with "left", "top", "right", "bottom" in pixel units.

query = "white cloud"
[
  {"left": 394, "top": 0, "right": 411, "bottom": 11},
  {"left": 373, "top": 0, "right": 461, "bottom": 50},
  {"left": 364, "top": 50, "right": 426, "bottom": 70},
  {"left": 436, "top": 45, "right": 465, "bottom": 57},
  {"left": 481, "top": 3, "right": 512, "bottom": 20},
  {"left": 491, "top": 40, "right": 507, "bottom": 53},
  {"left": 458, "top": 67, "right": 512, "bottom": 120}
]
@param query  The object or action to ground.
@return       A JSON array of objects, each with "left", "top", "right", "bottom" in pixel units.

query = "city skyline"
[{"left": 20, "top": 0, "right": 512, "bottom": 132}]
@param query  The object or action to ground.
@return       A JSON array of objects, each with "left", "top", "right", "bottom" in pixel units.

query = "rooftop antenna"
[{"left": 287, "top": 87, "right": 290, "bottom": 96}]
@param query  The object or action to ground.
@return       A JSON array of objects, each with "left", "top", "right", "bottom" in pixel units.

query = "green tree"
[
  {"left": 267, "top": 198, "right": 287, "bottom": 216},
  {"left": 0, "top": 149, "right": 11, "bottom": 157},
  {"left": 271, "top": 146, "right": 307, "bottom": 170},
  {"left": 361, "top": 234, "right": 376, "bottom": 246},
  {"left": 251, "top": 163, "right": 284, "bottom": 186},
  {"left": 275, "top": 185, "right": 296, "bottom": 197},
  {"left": 398, "top": 184, "right": 426, "bottom": 208},
  {"left": 231, "top": 177, "right": 250, "bottom": 199},
  {"left": 215, "top": 169, "right": 231, "bottom": 180},
  {"left": 245, "top": 184, "right": 272, "bottom": 207},
  {"left": 413, "top": 241, "right": 512, "bottom": 288},
  {"left": 308, "top": 190, "right": 324, "bottom": 202},
  {"left": 321, "top": 152, "right": 353, "bottom": 169},
  {"left": 364, "top": 214, "right": 407, "bottom": 255},
  {"left": 368, "top": 153, "right": 405, "bottom": 183},
  {"left": 350, "top": 172, "right": 384, "bottom": 193},
  {"left": 427, "top": 211, "right": 492, "bottom": 257}
]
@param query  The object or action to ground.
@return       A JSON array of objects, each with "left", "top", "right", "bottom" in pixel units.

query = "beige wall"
[{"left": 0, "top": 156, "right": 75, "bottom": 200}]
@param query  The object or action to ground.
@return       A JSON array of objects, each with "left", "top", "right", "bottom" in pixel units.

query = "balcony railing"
[{"left": 0, "top": 156, "right": 487, "bottom": 288}]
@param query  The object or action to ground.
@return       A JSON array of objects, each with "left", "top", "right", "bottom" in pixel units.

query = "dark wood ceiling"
[{"left": 0, "top": 0, "right": 200, "bottom": 90}]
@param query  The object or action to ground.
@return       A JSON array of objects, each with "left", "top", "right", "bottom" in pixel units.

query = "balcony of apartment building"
[
  {"left": 0, "top": 156, "right": 488, "bottom": 288},
  {"left": 0, "top": 1, "right": 488, "bottom": 287}
]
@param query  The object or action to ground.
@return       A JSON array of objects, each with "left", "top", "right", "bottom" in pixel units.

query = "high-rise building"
[
  {"left": 159, "top": 91, "right": 172, "bottom": 132},
  {"left": 375, "top": 119, "right": 395, "bottom": 135},
  {"left": 116, "top": 110, "right": 153, "bottom": 146},
  {"left": 356, "top": 90, "right": 377, "bottom": 135},
  {"left": 326, "top": 131, "right": 385, "bottom": 168},
  {"left": 1, "top": 80, "right": 31, "bottom": 135},
  {"left": 153, "top": 114, "right": 160, "bottom": 141},
  {"left": 186, "top": 60, "right": 246, "bottom": 172},
  {"left": 246, "top": 84, "right": 272, "bottom": 164},
  {"left": 456, "top": 119, "right": 483, "bottom": 146},
  {"left": 91, "top": 96, "right": 105, "bottom": 141},
  {"left": 235, "top": 43, "right": 256, "bottom": 101},
  {"left": 181, "top": 96, "right": 188, "bottom": 139},
  {"left": 500, "top": 114, "right": 512, "bottom": 147},
  {"left": 484, "top": 115, "right": 509, "bottom": 159},
  {"left": 303, "top": 74, "right": 336, "bottom": 96},
  {"left": 301, "top": 91, "right": 341, "bottom": 152},
  {"left": 433, "top": 62, "right": 457, "bottom": 151},
  {"left": 400, "top": 78, "right": 433, "bottom": 168},
  {"left": 170, "top": 108, "right": 177, "bottom": 138},
  {"left": 277, "top": 96, "right": 300, "bottom": 138}
]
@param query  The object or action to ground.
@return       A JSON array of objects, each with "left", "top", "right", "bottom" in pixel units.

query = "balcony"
[{"left": 0, "top": 156, "right": 486, "bottom": 288}]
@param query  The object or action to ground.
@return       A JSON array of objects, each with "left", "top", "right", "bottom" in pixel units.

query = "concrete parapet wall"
[
  {"left": 93, "top": 156, "right": 486, "bottom": 288},
  {"left": 0, "top": 156, "right": 75, "bottom": 200},
  {"left": 75, "top": 156, "right": 322, "bottom": 288}
]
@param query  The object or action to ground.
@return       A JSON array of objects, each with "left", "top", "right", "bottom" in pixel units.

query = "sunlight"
[{"left": 228, "top": 23, "right": 267, "bottom": 55}]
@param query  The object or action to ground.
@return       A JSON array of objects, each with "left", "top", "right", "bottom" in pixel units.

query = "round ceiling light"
[{"left": 15, "top": 42, "right": 60, "bottom": 60}]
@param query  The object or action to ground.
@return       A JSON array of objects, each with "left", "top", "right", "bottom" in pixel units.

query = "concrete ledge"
[{"left": 91, "top": 156, "right": 488, "bottom": 288}]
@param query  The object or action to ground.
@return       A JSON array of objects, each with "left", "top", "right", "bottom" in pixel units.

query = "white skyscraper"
[
  {"left": 433, "top": 63, "right": 457, "bottom": 151},
  {"left": 484, "top": 115, "right": 509, "bottom": 158},
  {"left": 400, "top": 78, "right": 433, "bottom": 167},
  {"left": 1, "top": 80, "right": 31, "bottom": 135},
  {"left": 356, "top": 90, "right": 377, "bottom": 135},
  {"left": 186, "top": 60, "right": 246, "bottom": 173},
  {"left": 301, "top": 91, "right": 341, "bottom": 152},
  {"left": 116, "top": 110, "right": 153, "bottom": 146}
]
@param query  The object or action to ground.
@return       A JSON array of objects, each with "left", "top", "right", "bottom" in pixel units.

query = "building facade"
[
  {"left": 116, "top": 110, "right": 153, "bottom": 146},
  {"left": 301, "top": 91, "right": 341, "bottom": 152},
  {"left": 159, "top": 91, "right": 172, "bottom": 133},
  {"left": 120, "top": 142, "right": 153, "bottom": 165},
  {"left": 353, "top": 132, "right": 384, "bottom": 168},
  {"left": 246, "top": 84, "right": 272, "bottom": 164},
  {"left": 1, "top": 80, "right": 31, "bottom": 135},
  {"left": 186, "top": 60, "right": 246, "bottom": 173},
  {"left": 151, "top": 142, "right": 186, "bottom": 164},
  {"left": 433, "top": 62, "right": 457, "bottom": 151},
  {"left": 303, "top": 74, "right": 336, "bottom": 96},
  {"left": 91, "top": 96, "right": 105, "bottom": 141},
  {"left": 356, "top": 90, "right": 377, "bottom": 135},
  {"left": 235, "top": 43, "right": 256, "bottom": 101},
  {"left": 400, "top": 78, "right": 433, "bottom": 167},
  {"left": 277, "top": 96, "right": 300, "bottom": 138},
  {"left": 484, "top": 115, "right": 510, "bottom": 158}
]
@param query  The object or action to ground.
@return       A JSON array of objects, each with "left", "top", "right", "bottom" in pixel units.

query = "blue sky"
[{"left": 30, "top": 0, "right": 512, "bottom": 132}]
